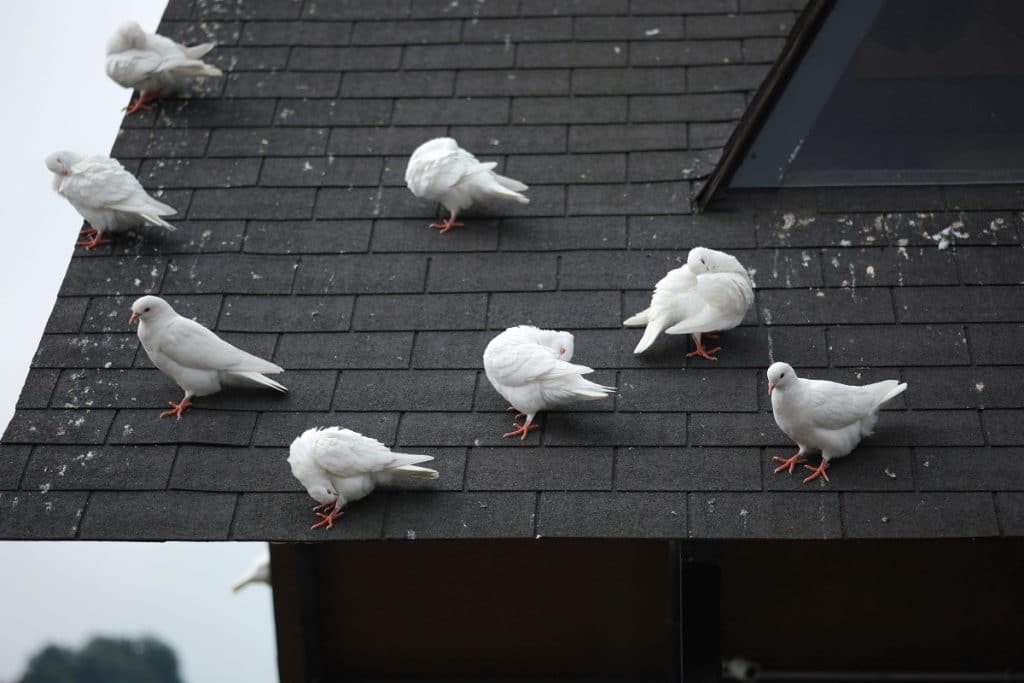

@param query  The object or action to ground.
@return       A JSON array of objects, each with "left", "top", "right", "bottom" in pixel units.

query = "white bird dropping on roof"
[
  {"left": 129, "top": 295, "right": 287, "bottom": 420},
  {"left": 105, "top": 20, "right": 223, "bottom": 115},
  {"left": 45, "top": 151, "right": 176, "bottom": 250},
  {"left": 767, "top": 362, "right": 908, "bottom": 483},
  {"left": 231, "top": 552, "right": 270, "bottom": 593},
  {"left": 483, "top": 325, "right": 615, "bottom": 441},
  {"left": 405, "top": 137, "right": 529, "bottom": 233},
  {"left": 289, "top": 427, "right": 440, "bottom": 530},
  {"left": 624, "top": 247, "right": 754, "bottom": 361}
]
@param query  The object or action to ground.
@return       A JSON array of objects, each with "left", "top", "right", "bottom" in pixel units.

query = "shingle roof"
[{"left": 3, "top": 0, "right": 1023, "bottom": 542}]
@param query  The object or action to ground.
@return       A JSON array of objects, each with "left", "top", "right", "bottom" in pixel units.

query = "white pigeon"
[
  {"left": 624, "top": 246, "right": 754, "bottom": 361},
  {"left": 405, "top": 137, "right": 529, "bottom": 233},
  {"left": 46, "top": 151, "right": 176, "bottom": 250},
  {"left": 105, "top": 20, "right": 222, "bottom": 115},
  {"left": 231, "top": 552, "right": 270, "bottom": 593},
  {"left": 767, "top": 361, "right": 908, "bottom": 483},
  {"left": 288, "top": 427, "right": 439, "bottom": 530},
  {"left": 483, "top": 325, "right": 615, "bottom": 440},
  {"left": 129, "top": 295, "right": 287, "bottom": 419}
]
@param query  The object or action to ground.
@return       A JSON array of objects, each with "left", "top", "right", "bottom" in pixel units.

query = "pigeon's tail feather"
[
  {"left": 876, "top": 381, "right": 908, "bottom": 407},
  {"left": 623, "top": 308, "right": 650, "bottom": 327},
  {"left": 473, "top": 170, "right": 530, "bottom": 205},
  {"left": 633, "top": 318, "right": 667, "bottom": 354},
  {"left": 569, "top": 375, "right": 616, "bottom": 400},
  {"left": 230, "top": 371, "right": 288, "bottom": 393},
  {"left": 140, "top": 212, "right": 176, "bottom": 231},
  {"left": 492, "top": 172, "right": 529, "bottom": 194},
  {"left": 170, "top": 58, "right": 223, "bottom": 79},
  {"left": 185, "top": 42, "right": 216, "bottom": 59},
  {"left": 391, "top": 464, "right": 440, "bottom": 479},
  {"left": 231, "top": 578, "right": 255, "bottom": 593}
]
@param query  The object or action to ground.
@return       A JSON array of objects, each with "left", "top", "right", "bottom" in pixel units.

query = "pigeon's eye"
[
  {"left": 559, "top": 346, "right": 566, "bottom": 355},
  {"left": 780, "top": 373, "right": 785, "bottom": 378},
  {"left": 144, "top": 307, "right": 151, "bottom": 312}
]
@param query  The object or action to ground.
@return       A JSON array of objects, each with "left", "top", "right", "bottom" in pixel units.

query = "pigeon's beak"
[
  {"left": 559, "top": 346, "right": 566, "bottom": 356},
  {"left": 128, "top": 312, "right": 139, "bottom": 325},
  {"left": 768, "top": 382, "right": 775, "bottom": 395}
]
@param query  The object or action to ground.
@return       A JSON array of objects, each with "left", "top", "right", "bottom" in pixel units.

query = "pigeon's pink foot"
[
  {"left": 686, "top": 340, "right": 721, "bottom": 362},
  {"left": 311, "top": 507, "right": 343, "bottom": 530},
  {"left": 506, "top": 406, "right": 527, "bottom": 420},
  {"left": 503, "top": 419, "right": 539, "bottom": 441},
  {"left": 803, "top": 459, "right": 831, "bottom": 484},
  {"left": 79, "top": 226, "right": 97, "bottom": 237},
  {"left": 772, "top": 452, "right": 806, "bottom": 475},
  {"left": 124, "top": 91, "right": 160, "bottom": 115},
  {"left": 159, "top": 397, "right": 193, "bottom": 420},
  {"left": 429, "top": 213, "right": 463, "bottom": 234},
  {"left": 75, "top": 232, "right": 111, "bottom": 250}
]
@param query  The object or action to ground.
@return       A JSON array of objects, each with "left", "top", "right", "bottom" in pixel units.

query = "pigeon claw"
[
  {"left": 686, "top": 342, "right": 721, "bottom": 362},
  {"left": 772, "top": 453, "right": 807, "bottom": 475},
  {"left": 311, "top": 506, "right": 344, "bottom": 530},
  {"left": 159, "top": 397, "right": 193, "bottom": 421},
  {"left": 124, "top": 91, "right": 160, "bottom": 116},
  {"left": 802, "top": 459, "right": 831, "bottom": 484},
  {"left": 428, "top": 213, "right": 463, "bottom": 234},
  {"left": 506, "top": 406, "right": 527, "bottom": 420},
  {"left": 503, "top": 419, "right": 539, "bottom": 441},
  {"left": 75, "top": 232, "right": 112, "bottom": 250}
]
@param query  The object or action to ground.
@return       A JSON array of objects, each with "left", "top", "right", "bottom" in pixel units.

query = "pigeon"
[
  {"left": 405, "top": 137, "right": 529, "bottom": 233},
  {"left": 46, "top": 151, "right": 176, "bottom": 250},
  {"left": 624, "top": 246, "right": 754, "bottom": 361},
  {"left": 231, "top": 552, "right": 270, "bottom": 593},
  {"left": 288, "top": 427, "right": 439, "bottom": 530},
  {"left": 105, "top": 20, "right": 223, "bottom": 115},
  {"left": 483, "top": 325, "right": 615, "bottom": 440},
  {"left": 767, "top": 362, "right": 908, "bottom": 483},
  {"left": 129, "top": 295, "right": 287, "bottom": 419}
]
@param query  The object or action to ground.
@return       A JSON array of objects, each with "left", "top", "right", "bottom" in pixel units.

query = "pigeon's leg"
[
  {"left": 772, "top": 451, "right": 807, "bottom": 474},
  {"left": 75, "top": 231, "right": 112, "bottom": 250},
  {"left": 312, "top": 502, "right": 334, "bottom": 514},
  {"left": 429, "top": 212, "right": 464, "bottom": 234},
  {"left": 124, "top": 90, "right": 161, "bottom": 115},
  {"left": 802, "top": 458, "right": 831, "bottom": 484},
  {"left": 686, "top": 334, "right": 721, "bottom": 362},
  {"left": 506, "top": 406, "right": 527, "bottom": 420},
  {"left": 704, "top": 331, "right": 720, "bottom": 339},
  {"left": 503, "top": 416, "right": 539, "bottom": 441},
  {"left": 159, "top": 395, "right": 193, "bottom": 420},
  {"left": 311, "top": 506, "right": 344, "bottom": 530},
  {"left": 79, "top": 225, "right": 97, "bottom": 237}
]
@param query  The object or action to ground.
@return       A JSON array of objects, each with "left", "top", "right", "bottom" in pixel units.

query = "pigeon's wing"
[
  {"left": 799, "top": 379, "right": 885, "bottom": 431},
  {"left": 487, "top": 338, "right": 593, "bottom": 388},
  {"left": 406, "top": 147, "right": 481, "bottom": 198},
  {"left": 158, "top": 317, "right": 283, "bottom": 373},
  {"left": 311, "top": 427, "right": 433, "bottom": 478},
  {"left": 62, "top": 158, "right": 174, "bottom": 216},
  {"left": 664, "top": 272, "right": 750, "bottom": 335},
  {"left": 105, "top": 50, "right": 169, "bottom": 87}
]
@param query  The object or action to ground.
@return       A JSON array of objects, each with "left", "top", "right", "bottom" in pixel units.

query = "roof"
[{"left": 3, "top": 0, "right": 1023, "bottom": 542}]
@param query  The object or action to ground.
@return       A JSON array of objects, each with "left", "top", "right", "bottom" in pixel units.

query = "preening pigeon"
[
  {"left": 231, "top": 552, "right": 270, "bottom": 593},
  {"left": 105, "top": 20, "right": 222, "bottom": 115},
  {"left": 483, "top": 325, "right": 615, "bottom": 440},
  {"left": 129, "top": 295, "right": 287, "bottom": 419},
  {"left": 405, "top": 137, "right": 529, "bottom": 233},
  {"left": 767, "top": 362, "right": 908, "bottom": 483},
  {"left": 289, "top": 427, "right": 439, "bottom": 530},
  {"left": 46, "top": 151, "right": 176, "bottom": 250},
  {"left": 624, "top": 246, "right": 754, "bottom": 361}
]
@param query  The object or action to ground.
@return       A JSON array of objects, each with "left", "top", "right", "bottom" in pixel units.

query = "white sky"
[{"left": 0, "top": 5, "right": 278, "bottom": 683}]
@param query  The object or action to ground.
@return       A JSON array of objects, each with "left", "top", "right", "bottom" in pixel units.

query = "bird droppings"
[
  {"left": 39, "top": 483, "right": 51, "bottom": 494},
  {"left": 644, "top": 28, "right": 661, "bottom": 36},
  {"left": 884, "top": 467, "right": 897, "bottom": 479},
  {"left": 929, "top": 221, "right": 968, "bottom": 250},
  {"left": 839, "top": 239, "right": 852, "bottom": 247},
  {"left": 405, "top": 529, "right": 416, "bottom": 540},
  {"left": 881, "top": 516, "right": 890, "bottom": 524},
  {"left": 976, "top": 382, "right": 985, "bottom": 392},
  {"left": 865, "top": 265, "right": 876, "bottom": 278},
  {"left": 780, "top": 213, "right": 796, "bottom": 231}
]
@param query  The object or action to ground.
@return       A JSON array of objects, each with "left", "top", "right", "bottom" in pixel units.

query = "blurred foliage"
[{"left": 19, "top": 636, "right": 181, "bottom": 683}]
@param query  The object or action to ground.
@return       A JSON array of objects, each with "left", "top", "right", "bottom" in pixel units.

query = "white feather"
[
  {"left": 105, "top": 21, "right": 222, "bottom": 94},
  {"left": 405, "top": 137, "right": 529, "bottom": 216},
  {"left": 231, "top": 552, "right": 270, "bottom": 593},
  {"left": 46, "top": 151, "right": 176, "bottom": 239}
]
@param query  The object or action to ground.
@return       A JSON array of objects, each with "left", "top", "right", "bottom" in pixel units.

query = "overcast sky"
[{"left": 0, "top": 4, "right": 277, "bottom": 683}]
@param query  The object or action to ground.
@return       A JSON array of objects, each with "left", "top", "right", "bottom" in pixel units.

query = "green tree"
[{"left": 19, "top": 636, "right": 182, "bottom": 683}]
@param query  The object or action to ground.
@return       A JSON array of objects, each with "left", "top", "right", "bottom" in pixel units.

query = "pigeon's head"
[
  {"left": 767, "top": 362, "right": 797, "bottom": 395},
  {"left": 688, "top": 247, "right": 747, "bottom": 276},
  {"left": 129, "top": 295, "right": 173, "bottom": 325},
  {"left": 687, "top": 247, "right": 713, "bottom": 274},
  {"left": 45, "top": 151, "right": 80, "bottom": 177},
  {"left": 308, "top": 484, "right": 339, "bottom": 507},
  {"left": 107, "top": 21, "right": 146, "bottom": 54}
]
